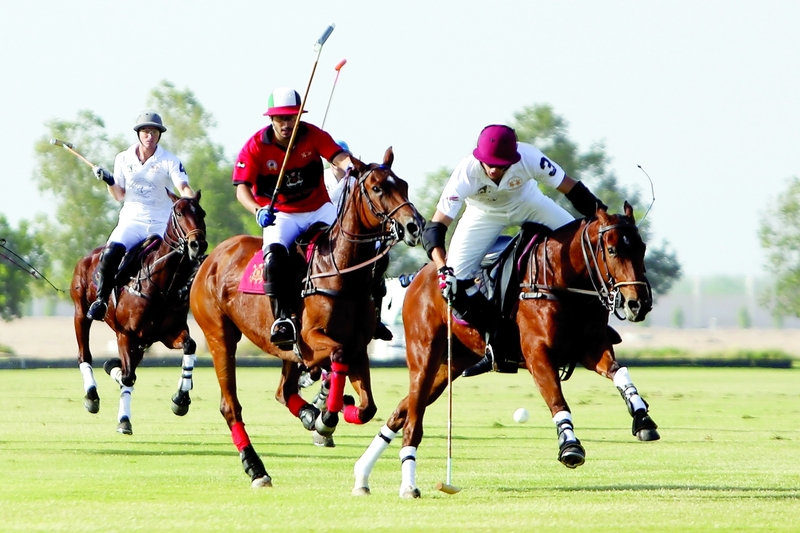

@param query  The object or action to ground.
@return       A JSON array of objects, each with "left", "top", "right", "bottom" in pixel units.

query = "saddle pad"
[{"left": 238, "top": 250, "right": 265, "bottom": 294}]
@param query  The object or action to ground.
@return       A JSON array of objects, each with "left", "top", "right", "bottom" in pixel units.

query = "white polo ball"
[{"left": 513, "top": 407, "right": 529, "bottom": 423}]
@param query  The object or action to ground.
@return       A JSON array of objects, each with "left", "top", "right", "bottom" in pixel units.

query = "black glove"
[
  {"left": 92, "top": 165, "right": 115, "bottom": 186},
  {"left": 565, "top": 181, "right": 606, "bottom": 218}
]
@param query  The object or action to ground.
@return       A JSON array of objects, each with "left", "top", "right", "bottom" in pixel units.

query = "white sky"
[{"left": 1, "top": 1, "right": 798, "bottom": 278}]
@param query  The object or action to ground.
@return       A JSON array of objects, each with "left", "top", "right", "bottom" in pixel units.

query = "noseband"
[{"left": 581, "top": 221, "right": 651, "bottom": 318}]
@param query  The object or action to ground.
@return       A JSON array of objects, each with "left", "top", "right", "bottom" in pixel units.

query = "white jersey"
[
  {"left": 436, "top": 142, "right": 566, "bottom": 218},
  {"left": 113, "top": 144, "right": 190, "bottom": 224}
]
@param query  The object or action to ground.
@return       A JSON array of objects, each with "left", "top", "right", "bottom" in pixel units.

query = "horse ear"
[
  {"left": 624, "top": 201, "right": 635, "bottom": 221},
  {"left": 351, "top": 155, "right": 367, "bottom": 174},
  {"left": 166, "top": 188, "right": 179, "bottom": 202},
  {"left": 195, "top": 189, "right": 202, "bottom": 202},
  {"left": 383, "top": 146, "right": 394, "bottom": 169}
]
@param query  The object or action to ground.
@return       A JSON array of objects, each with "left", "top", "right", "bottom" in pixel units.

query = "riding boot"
[
  {"left": 87, "top": 242, "right": 126, "bottom": 321},
  {"left": 462, "top": 319, "right": 521, "bottom": 377},
  {"left": 263, "top": 243, "right": 297, "bottom": 348}
]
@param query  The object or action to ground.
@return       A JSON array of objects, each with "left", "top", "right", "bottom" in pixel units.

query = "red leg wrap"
[
  {"left": 327, "top": 362, "right": 349, "bottom": 413},
  {"left": 343, "top": 404, "right": 363, "bottom": 424},
  {"left": 230, "top": 421, "right": 250, "bottom": 452},
  {"left": 287, "top": 394, "right": 307, "bottom": 417}
]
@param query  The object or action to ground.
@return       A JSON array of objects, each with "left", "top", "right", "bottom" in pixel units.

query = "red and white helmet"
[{"left": 263, "top": 88, "right": 308, "bottom": 117}]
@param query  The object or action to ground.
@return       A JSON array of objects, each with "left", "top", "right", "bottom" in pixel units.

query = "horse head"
[
  {"left": 588, "top": 201, "right": 652, "bottom": 322},
  {"left": 165, "top": 189, "right": 208, "bottom": 262},
  {"left": 348, "top": 147, "right": 425, "bottom": 247}
]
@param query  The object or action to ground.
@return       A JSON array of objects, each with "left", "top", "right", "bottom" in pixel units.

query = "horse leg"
[
  {"left": 104, "top": 335, "right": 141, "bottom": 435},
  {"left": 74, "top": 309, "right": 100, "bottom": 414},
  {"left": 584, "top": 347, "right": 660, "bottom": 441},
  {"left": 158, "top": 329, "right": 196, "bottom": 416},
  {"left": 307, "top": 369, "right": 336, "bottom": 447},
  {"left": 206, "top": 318, "right": 272, "bottom": 488},
  {"left": 352, "top": 397, "right": 408, "bottom": 496},
  {"left": 524, "top": 342, "right": 586, "bottom": 468},
  {"left": 340, "top": 350, "right": 377, "bottom": 425},
  {"left": 275, "top": 360, "right": 322, "bottom": 433}
]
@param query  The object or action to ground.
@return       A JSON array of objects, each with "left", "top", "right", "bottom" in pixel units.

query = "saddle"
[{"left": 114, "top": 235, "right": 163, "bottom": 286}]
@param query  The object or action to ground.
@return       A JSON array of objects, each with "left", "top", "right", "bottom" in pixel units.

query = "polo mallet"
[
  {"left": 49, "top": 138, "right": 97, "bottom": 169},
  {"left": 268, "top": 23, "right": 336, "bottom": 213},
  {"left": 320, "top": 58, "right": 347, "bottom": 130},
  {"left": 436, "top": 300, "right": 461, "bottom": 494}
]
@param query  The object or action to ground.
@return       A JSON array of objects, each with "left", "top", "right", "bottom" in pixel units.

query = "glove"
[
  {"left": 255, "top": 206, "right": 276, "bottom": 228},
  {"left": 92, "top": 165, "right": 114, "bottom": 186},
  {"left": 437, "top": 265, "right": 457, "bottom": 303}
]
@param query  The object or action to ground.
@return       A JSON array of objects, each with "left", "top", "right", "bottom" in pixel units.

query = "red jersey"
[{"left": 232, "top": 122, "right": 344, "bottom": 213}]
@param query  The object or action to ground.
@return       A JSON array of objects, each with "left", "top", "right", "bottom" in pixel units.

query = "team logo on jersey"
[
  {"left": 236, "top": 162, "right": 246, "bottom": 169},
  {"left": 477, "top": 185, "right": 489, "bottom": 195},
  {"left": 301, "top": 151, "right": 312, "bottom": 159},
  {"left": 179, "top": 163, "right": 186, "bottom": 173},
  {"left": 508, "top": 177, "right": 523, "bottom": 190},
  {"left": 267, "top": 160, "right": 278, "bottom": 171}
]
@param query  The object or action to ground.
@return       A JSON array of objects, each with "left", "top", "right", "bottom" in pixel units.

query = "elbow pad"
[
  {"left": 421, "top": 221, "right": 447, "bottom": 260},
  {"left": 565, "top": 181, "right": 607, "bottom": 218}
]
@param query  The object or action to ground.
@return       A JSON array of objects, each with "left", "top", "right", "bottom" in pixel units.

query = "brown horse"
[
  {"left": 190, "top": 147, "right": 425, "bottom": 488},
  {"left": 353, "top": 202, "right": 657, "bottom": 497},
  {"left": 71, "top": 191, "right": 207, "bottom": 434}
]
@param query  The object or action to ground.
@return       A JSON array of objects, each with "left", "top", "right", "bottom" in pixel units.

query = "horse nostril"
[
  {"left": 628, "top": 300, "right": 641, "bottom": 314},
  {"left": 407, "top": 222, "right": 420, "bottom": 237}
]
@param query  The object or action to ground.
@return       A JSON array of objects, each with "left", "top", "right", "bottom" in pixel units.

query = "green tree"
[
  {"left": 0, "top": 216, "right": 47, "bottom": 320},
  {"left": 401, "top": 103, "right": 682, "bottom": 297},
  {"left": 146, "top": 81, "right": 254, "bottom": 246},
  {"left": 759, "top": 176, "right": 800, "bottom": 317},
  {"left": 33, "top": 110, "right": 125, "bottom": 289}
]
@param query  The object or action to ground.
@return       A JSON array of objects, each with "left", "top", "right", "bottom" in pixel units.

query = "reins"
[
  {"left": 303, "top": 166, "right": 405, "bottom": 282},
  {"left": 520, "top": 217, "right": 649, "bottom": 318}
]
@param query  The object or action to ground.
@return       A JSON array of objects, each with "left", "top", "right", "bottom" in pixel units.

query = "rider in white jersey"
[
  {"left": 422, "top": 124, "right": 606, "bottom": 376},
  {"left": 86, "top": 112, "right": 195, "bottom": 321}
]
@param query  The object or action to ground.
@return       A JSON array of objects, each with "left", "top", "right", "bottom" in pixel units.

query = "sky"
[{"left": 2, "top": 1, "right": 799, "bottom": 279}]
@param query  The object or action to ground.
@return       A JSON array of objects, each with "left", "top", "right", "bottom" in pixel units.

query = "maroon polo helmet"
[{"left": 472, "top": 124, "right": 521, "bottom": 167}]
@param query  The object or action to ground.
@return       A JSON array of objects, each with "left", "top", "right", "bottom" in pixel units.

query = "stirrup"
[
  {"left": 86, "top": 300, "right": 108, "bottom": 321},
  {"left": 270, "top": 317, "right": 297, "bottom": 347}
]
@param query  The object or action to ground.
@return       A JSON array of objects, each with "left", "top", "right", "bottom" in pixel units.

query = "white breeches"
[
  {"left": 447, "top": 196, "right": 573, "bottom": 278},
  {"left": 108, "top": 218, "right": 168, "bottom": 249},
  {"left": 262, "top": 202, "right": 337, "bottom": 251}
]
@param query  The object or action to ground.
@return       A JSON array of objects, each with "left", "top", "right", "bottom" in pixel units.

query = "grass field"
[{"left": 0, "top": 366, "right": 798, "bottom": 532}]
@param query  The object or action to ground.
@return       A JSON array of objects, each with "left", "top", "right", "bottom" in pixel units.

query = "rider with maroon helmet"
[{"left": 421, "top": 124, "right": 606, "bottom": 376}]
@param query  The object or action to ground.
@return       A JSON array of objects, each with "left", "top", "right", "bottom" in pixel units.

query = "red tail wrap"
[
  {"left": 230, "top": 421, "right": 250, "bottom": 452},
  {"left": 344, "top": 404, "right": 363, "bottom": 424},
  {"left": 327, "top": 362, "right": 349, "bottom": 413},
  {"left": 287, "top": 394, "right": 307, "bottom": 416}
]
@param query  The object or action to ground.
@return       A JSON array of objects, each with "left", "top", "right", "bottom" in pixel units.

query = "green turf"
[{"left": 0, "top": 366, "right": 798, "bottom": 532}]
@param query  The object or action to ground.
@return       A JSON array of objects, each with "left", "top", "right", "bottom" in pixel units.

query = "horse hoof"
[
  {"left": 558, "top": 443, "right": 586, "bottom": 469},
  {"left": 84, "top": 387, "right": 100, "bottom": 414},
  {"left": 400, "top": 486, "right": 421, "bottom": 499},
  {"left": 171, "top": 391, "right": 191, "bottom": 416},
  {"left": 352, "top": 486, "right": 371, "bottom": 496},
  {"left": 117, "top": 417, "right": 133, "bottom": 435},
  {"left": 312, "top": 430, "right": 335, "bottom": 447},
  {"left": 633, "top": 410, "right": 660, "bottom": 441},
  {"left": 251, "top": 475, "right": 272, "bottom": 488}
]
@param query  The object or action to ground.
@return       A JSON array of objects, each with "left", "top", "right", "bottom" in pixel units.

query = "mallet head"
[
  {"left": 49, "top": 138, "right": 73, "bottom": 149},
  {"left": 335, "top": 59, "right": 347, "bottom": 71}
]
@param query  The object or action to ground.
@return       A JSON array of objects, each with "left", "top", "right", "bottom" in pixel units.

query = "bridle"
[
  {"left": 521, "top": 217, "right": 651, "bottom": 319},
  {"left": 306, "top": 165, "right": 412, "bottom": 281}
]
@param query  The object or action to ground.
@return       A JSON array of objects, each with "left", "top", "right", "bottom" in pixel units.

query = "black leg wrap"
[
  {"left": 240, "top": 444, "right": 269, "bottom": 481},
  {"left": 182, "top": 338, "right": 196, "bottom": 354},
  {"left": 556, "top": 419, "right": 585, "bottom": 468},
  {"left": 632, "top": 409, "right": 660, "bottom": 441}
]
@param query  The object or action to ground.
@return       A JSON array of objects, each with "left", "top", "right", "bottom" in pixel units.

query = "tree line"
[{"left": 0, "top": 80, "right": 692, "bottom": 321}]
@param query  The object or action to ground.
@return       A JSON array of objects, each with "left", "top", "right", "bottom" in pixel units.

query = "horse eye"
[
  {"left": 372, "top": 185, "right": 381, "bottom": 194},
  {"left": 607, "top": 246, "right": 616, "bottom": 256}
]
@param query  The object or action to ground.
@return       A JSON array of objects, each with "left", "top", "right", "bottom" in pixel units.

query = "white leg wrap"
[
  {"left": 79, "top": 362, "right": 97, "bottom": 393},
  {"left": 399, "top": 445, "right": 417, "bottom": 495},
  {"left": 614, "top": 367, "right": 647, "bottom": 412},
  {"left": 553, "top": 410, "right": 576, "bottom": 442},
  {"left": 178, "top": 353, "right": 196, "bottom": 392},
  {"left": 109, "top": 366, "right": 124, "bottom": 387},
  {"left": 353, "top": 425, "right": 397, "bottom": 490},
  {"left": 118, "top": 386, "right": 133, "bottom": 422}
]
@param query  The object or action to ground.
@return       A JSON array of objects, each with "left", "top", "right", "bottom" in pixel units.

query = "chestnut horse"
[
  {"left": 353, "top": 202, "right": 658, "bottom": 497},
  {"left": 71, "top": 191, "right": 207, "bottom": 435},
  {"left": 190, "top": 148, "right": 424, "bottom": 488}
]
